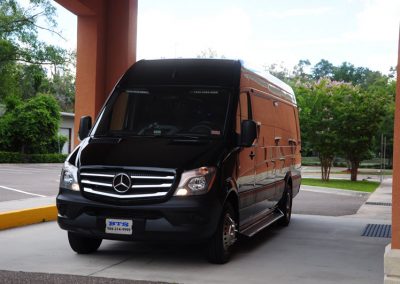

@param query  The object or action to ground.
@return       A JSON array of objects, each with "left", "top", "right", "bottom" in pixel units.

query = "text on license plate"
[{"left": 105, "top": 218, "right": 133, "bottom": 235}]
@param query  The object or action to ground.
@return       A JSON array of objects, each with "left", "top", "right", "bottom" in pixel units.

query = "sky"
[{"left": 50, "top": 0, "right": 400, "bottom": 75}]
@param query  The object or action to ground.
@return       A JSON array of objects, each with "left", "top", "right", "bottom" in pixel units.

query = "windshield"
[{"left": 92, "top": 87, "right": 230, "bottom": 138}]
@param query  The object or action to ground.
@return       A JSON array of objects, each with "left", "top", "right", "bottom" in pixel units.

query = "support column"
[
  {"left": 55, "top": 0, "right": 137, "bottom": 146},
  {"left": 384, "top": 27, "right": 400, "bottom": 284}
]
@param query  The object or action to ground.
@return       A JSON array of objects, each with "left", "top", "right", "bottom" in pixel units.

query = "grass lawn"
[{"left": 301, "top": 178, "right": 380, "bottom": 193}]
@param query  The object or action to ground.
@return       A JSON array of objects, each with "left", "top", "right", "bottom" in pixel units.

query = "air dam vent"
[
  {"left": 365, "top": 202, "right": 392, "bottom": 206},
  {"left": 362, "top": 224, "right": 391, "bottom": 238}
]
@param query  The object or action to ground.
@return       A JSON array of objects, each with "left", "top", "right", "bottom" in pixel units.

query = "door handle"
[{"left": 249, "top": 151, "right": 255, "bottom": 160}]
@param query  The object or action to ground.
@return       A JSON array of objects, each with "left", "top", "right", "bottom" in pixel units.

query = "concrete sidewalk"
[
  {"left": 0, "top": 196, "right": 56, "bottom": 213},
  {"left": 0, "top": 167, "right": 393, "bottom": 283},
  {"left": 0, "top": 214, "right": 390, "bottom": 284},
  {"left": 302, "top": 166, "right": 390, "bottom": 182},
  {"left": 353, "top": 178, "right": 392, "bottom": 221}
]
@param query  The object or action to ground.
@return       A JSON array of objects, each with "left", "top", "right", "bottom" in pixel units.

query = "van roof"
[
  {"left": 118, "top": 59, "right": 296, "bottom": 104},
  {"left": 241, "top": 67, "right": 297, "bottom": 105},
  {"left": 119, "top": 58, "right": 241, "bottom": 88}
]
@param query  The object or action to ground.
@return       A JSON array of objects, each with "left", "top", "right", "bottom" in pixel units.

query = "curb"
[
  {"left": 0, "top": 205, "right": 57, "bottom": 230},
  {"left": 301, "top": 185, "right": 371, "bottom": 197}
]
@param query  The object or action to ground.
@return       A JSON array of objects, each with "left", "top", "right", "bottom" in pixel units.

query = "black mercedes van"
[{"left": 57, "top": 59, "right": 301, "bottom": 263}]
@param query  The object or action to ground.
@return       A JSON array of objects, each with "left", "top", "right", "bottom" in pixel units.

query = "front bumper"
[{"left": 56, "top": 188, "right": 222, "bottom": 242}]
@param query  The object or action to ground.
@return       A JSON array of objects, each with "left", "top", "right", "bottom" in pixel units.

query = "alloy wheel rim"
[
  {"left": 222, "top": 213, "right": 237, "bottom": 251},
  {"left": 286, "top": 191, "right": 291, "bottom": 218}
]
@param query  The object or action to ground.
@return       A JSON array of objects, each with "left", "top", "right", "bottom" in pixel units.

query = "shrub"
[
  {"left": 0, "top": 151, "right": 67, "bottom": 163},
  {"left": 0, "top": 94, "right": 61, "bottom": 154}
]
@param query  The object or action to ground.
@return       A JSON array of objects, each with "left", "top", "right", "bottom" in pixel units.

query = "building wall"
[{"left": 60, "top": 112, "right": 75, "bottom": 154}]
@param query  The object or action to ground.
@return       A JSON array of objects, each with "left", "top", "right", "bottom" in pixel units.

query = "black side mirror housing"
[
  {"left": 78, "top": 116, "right": 92, "bottom": 140},
  {"left": 240, "top": 120, "right": 257, "bottom": 147}
]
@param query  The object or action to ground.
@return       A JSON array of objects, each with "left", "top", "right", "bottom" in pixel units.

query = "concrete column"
[
  {"left": 384, "top": 27, "right": 400, "bottom": 284},
  {"left": 55, "top": 0, "right": 137, "bottom": 146}
]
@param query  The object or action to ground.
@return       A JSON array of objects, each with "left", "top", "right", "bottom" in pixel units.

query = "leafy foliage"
[
  {"left": 295, "top": 79, "right": 341, "bottom": 180},
  {"left": 333, "top": 83, "right": 387, "bottom": 181},
  {"left": 0, "top": 151, "right": 67, "bottom": 163},
  {"left": 0, "top": 0, "right": 68, "bottom": 65},
  {"left": 0, "top": 0, "right": 75, "bottom": 107},
  {"left": 269, "top": 58, "right": 395, "bottom": 181},
  {"left": 0, "top": 94, "right": 63, "bottom": 154}
]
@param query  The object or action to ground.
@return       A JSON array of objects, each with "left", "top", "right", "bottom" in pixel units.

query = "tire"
[
  {"left": 278, "top": 183, "right": 293, "bottom": 227},
  {"left": 207, "top": 202, "right": 237, "bottom": 264},
  {"left": 68, "top": 232, "right": 102, "bottom": 254}
]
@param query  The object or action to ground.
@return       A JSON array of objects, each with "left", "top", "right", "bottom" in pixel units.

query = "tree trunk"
[
  {"left": 350, "top": 160, "right": 359, "bottom": 181},
  {"left": 319, "top": 156, "right": 333, "bottom": 181}
]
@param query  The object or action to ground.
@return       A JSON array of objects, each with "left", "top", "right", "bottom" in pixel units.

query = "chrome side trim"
[
  {"left": 80, "top": 173, "right": 114, "bottom": 178},
  {"left": 131, "top": 175, "right": 174, "bottom": 180},
  {"left": 83, "top": 187, "right": 167, "bottom": 198},
  {"left": 81, "top": 180, "right": 112, "bottom": 187},
  {"left": 131, "top": 183, "right": 172, "bottom": 188}
]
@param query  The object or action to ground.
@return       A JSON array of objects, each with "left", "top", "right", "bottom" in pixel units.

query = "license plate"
[{"left": 105, "top": 218, "right": 133, "bottom": 235}]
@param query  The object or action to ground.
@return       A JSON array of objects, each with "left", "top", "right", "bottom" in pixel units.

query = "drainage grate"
[
  {"left": 362, "top": 224, "right": 391, "bottom": 238},
  {"left": 365, "top": 202, "right": 392, "bottom": 206}
]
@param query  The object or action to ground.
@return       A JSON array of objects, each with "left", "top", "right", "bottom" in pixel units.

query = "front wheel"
[
  {"left": 207, "top": 202, "right": 237, "bottom": 264},
  {"left": 278, "top": 184, "right": 292, "bottom": 227},
  {"left": 68, "top": 232, "right": 102, "bottom": 254}
]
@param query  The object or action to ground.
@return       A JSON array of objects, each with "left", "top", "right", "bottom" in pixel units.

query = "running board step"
[{"left": 240, "top": 211, "right": 284, "bottom": 237}]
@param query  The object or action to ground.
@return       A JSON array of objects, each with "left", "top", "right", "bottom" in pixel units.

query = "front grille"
[{"left": 79, "top": 166, "right": 176, "bottom": 201}]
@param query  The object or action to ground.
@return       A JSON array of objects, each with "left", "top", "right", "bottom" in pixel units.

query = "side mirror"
[
  {"left": 78, "top": 116, "right": 92, "bottom": 140},
  {"left": 240, "top": 120, "right": 257, "bottom": 147}
]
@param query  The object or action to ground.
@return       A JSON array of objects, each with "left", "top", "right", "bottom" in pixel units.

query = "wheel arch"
[
  {"left": 284, "top": 172, "right": 293, "bottom": 192},
  {"left": 224, "top": 189, "right": 239, "bottom": 226}
]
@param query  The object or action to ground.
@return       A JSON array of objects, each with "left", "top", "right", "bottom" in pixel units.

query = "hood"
[{"left": 78, "top": 136, "right": 226, "bottom": 171}]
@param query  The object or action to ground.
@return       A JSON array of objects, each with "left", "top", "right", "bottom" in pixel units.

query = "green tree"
[
  {"left": 0, "top": 0, "right": 74, "bottom": 103},
  {"left": 197, "top": 48, "right": 225, "bottom": 59},
  {"left": 369, "top": 79, "right": 396, "bottom": 167},
  {"left": 295, "top": 79, "right": 340, "bottom": 181},
  {"left": 292, "top": 59, "right": 311, "bottom": 81},
  {"left": 265, "top": 62, "right": 290, "bottom": 82},
  {"left": 312, "top": 59, "right": 335, "bottom": 79},
  {"left": 0, "top": 94, "right": 61, "bottom": 154},
  {"left": 42, "top": 69, "right": 75, "bottom": 112},
  {"left": 334, "top": 83, "right": 387, "bottom": 181},
  {"left": 0, "top": 0, "right": 68, "bottom": 66}
]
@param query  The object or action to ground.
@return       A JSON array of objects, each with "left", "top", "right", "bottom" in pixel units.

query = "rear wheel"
[
  {"left": 207, "top": 202, "right": 237, "bottom": 264},
  {"left": 68, "top": 232, "right": 102, "bottom": 254},
  {"left": 278, "top": 184, "right": 292, "bottom": 226}
]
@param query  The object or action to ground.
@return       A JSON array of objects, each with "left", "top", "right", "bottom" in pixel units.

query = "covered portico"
[
  {"left": 55, "top": 0, "right": 138, "bottom": 146},
  {"left": 54, "top": 1, "right": 400, "bottom": 282}
]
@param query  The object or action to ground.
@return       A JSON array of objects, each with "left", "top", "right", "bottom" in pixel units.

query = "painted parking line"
[{"left": 0, "top": 186, "right": 47, "bottom": 198}]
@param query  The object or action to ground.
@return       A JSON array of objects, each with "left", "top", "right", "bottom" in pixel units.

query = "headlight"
[
  {"left": 174, "top": 167, "right": 216, "bottom": 196},
  {"left": 60, "top": 161, "right": 80, "bottom": 191}
]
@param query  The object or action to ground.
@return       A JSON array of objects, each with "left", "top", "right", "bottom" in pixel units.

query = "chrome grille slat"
[
  {"left": 130, "top": 175, "right": 174, "bottom": 180},
  {"left": 79, "top": 167, "right": 176, "bottom": 200},
  {"left": 83, "top": 188, "right": 167, "bottom": 198},
  {"left": 131, "top": 183, "right": 172, "bottom": 188},
  {"left": 81, "top": 180, "right": 113, "bottom": 187},
  {"left": 80, "top": 173, "right": 114, "bottom": 178}
]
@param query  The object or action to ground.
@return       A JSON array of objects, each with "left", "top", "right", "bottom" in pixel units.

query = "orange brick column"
[
  {"left": 392, "top": 28, "right": 400, "bottom": 250},
  {"left": 55, "top": 0, "right": 137, "bottom": 146},
  {"left": 384, "top": 27, "right": 400, "bottom": 284}
]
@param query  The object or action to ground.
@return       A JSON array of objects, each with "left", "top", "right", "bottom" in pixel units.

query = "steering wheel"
[
  {"left": 189, "top": 121, "right": 214, "bottom": 133},
  {"left": 138, "top": 122, "right": 158, "bottom": 135}
]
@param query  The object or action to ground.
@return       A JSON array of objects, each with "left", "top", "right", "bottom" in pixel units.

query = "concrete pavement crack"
[{"left": 87, "top": 256, "right": 133, "bottom": 277}]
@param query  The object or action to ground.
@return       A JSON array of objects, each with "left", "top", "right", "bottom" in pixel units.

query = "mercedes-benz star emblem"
[{"left": 112, "top": 173, "right": 131, "bottom": 193}]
